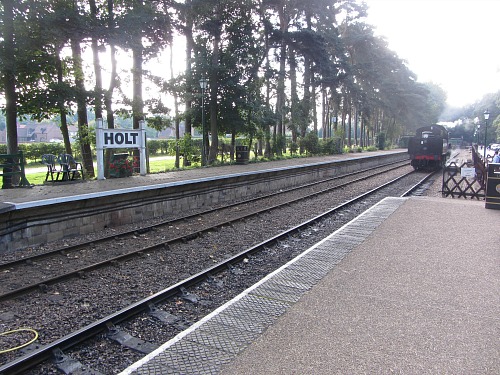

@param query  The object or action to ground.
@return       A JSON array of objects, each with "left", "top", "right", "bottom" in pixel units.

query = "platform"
[
  {"left": 0, "top": 151, "right": 407, "bottom": 252},
  {"left": 0, "top": 151, "right": 405, "bottom": 205},
  {"left": 120, "top": 196, "right": 499, "bottom": 374}
]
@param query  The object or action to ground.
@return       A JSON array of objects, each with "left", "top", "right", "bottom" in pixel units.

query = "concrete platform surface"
[
  {"left": 121, "top": 197, "right": 499, "bottom": 375},
  {"left": 220, "top": 197, "right": 499, "bottom": 374}
]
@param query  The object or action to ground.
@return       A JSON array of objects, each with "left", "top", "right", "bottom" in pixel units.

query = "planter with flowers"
[{"left": 109, "top": 154, "right": 133, "bottom": 178}]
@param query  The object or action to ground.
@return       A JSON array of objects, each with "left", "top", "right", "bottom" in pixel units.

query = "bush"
[
  {"left": 321, "top": 138, "right": 343, "bottom": 155},
  {"left": 300, "top": 132, "right": 320, "bottom": 155},
  {"left": 147, "top": 139, "right": 166, "bottom": 155},
  {"left": 376, "top": 133, "right": 386, "bottom": 150},
  {"left": 2, "top": 143, "right": 66, "bottom": 162}
]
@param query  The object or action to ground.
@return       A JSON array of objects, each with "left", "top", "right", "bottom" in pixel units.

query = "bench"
[
  {"left": 58, "top": 154, "right": 84, "bottom": 181},
  {"left": 42, "top": 153, "right": 84, "bottom": 181},
  {"left": 41, "top": 154, "right": 61, "bottom": 181},
  {"left": 0, "top": 151, "right": 31, "bottom": 189}
]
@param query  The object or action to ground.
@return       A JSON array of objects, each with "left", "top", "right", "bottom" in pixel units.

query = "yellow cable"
[{"left": 0, "top": 328, "right": 39, "bottom": 354}]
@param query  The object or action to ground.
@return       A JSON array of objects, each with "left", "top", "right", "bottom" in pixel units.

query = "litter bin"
[
  {"left": 235, "top": 146, "right": 249, "bottom": 165},
  {"left": 485, "top": 162, "right": 500, "bottom": 209}
]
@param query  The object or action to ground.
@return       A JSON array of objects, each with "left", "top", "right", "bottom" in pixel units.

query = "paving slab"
[
  {"left": 218, "top": 197, "right": 499, "bottom": 374},
  {"left": 120, "top": 197, "right": 499, "bottom": 374}
]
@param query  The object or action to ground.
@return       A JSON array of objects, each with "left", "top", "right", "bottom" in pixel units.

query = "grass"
[
  {"left": 23, "top": 150, "right": 344, "bottom": 186},
  {"left": 25, "top": 156, "right": 180, "bottom": 186},
  {"left": 24, "top": 172, "right": 48, "bottom": 186}
]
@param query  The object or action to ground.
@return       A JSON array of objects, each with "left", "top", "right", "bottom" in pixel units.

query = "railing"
[
  {"left": 441, "top": 147, "right": 486, "bottom": 200},
  {"left": 471, "top": 145, "right": 487, "bottom": 189}
]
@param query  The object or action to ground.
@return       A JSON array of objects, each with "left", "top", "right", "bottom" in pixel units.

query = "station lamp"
[
  {"left": 483, "top": 109, "right": 490, "bottom": 160},
  {"left": 199, "top": 77, "right": 208, "bottom": 166}
]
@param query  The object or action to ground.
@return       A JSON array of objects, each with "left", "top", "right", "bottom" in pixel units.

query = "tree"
[
  {"left": 115, "top": 0, "right": 172, "bottom": 169},
  {"left": 1, "top": 0, "right": 17, "bottom": 161},
  {"left": 69, "top": 0, "right": 95, "bottom": 176}
]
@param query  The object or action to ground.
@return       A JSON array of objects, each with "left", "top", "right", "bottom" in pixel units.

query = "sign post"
[{"left": 96, "top": 118, "right": 147, "bottom": 180}]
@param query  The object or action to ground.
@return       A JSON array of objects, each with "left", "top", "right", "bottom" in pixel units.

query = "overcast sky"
[{"left": 364, "top": 0, "right": 500, "bottom": 107}]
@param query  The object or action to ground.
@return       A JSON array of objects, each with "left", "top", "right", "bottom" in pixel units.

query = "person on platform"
[{"left": 492, "top": 149, "right": 500, "bottom": 164}]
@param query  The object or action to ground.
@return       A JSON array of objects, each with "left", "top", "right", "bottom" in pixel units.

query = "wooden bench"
[{"left": 0, "top": 151, "right": 31, "bottom": 189}]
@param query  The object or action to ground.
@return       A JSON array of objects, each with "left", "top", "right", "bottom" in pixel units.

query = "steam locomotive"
[{"left": 408, "top": 125, "right": 449, "bottom": 170}]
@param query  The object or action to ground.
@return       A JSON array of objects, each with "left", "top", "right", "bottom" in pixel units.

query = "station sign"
[
  {"left": 102, "top": 129, "right": 141, "bottom": 148},
  {"left": 95, "top": 119, "right": 146, "bottom": 179}
]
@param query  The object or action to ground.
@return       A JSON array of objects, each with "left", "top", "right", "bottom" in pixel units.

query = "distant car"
[
  {"left": 49, "top": 139, "right": 63, "bottom": 143},
  {"left": 490, "top": 144, "right": 500, "bottom": 151}
]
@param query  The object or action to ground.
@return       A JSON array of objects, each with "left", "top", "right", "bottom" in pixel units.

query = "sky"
[{"left": 363, "top": 0, "right": 500, "bottom": 108}]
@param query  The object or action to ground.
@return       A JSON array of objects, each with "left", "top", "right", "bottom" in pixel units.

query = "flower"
[{"left": 110, "top": 157, "right": 133, "bottom": 177}]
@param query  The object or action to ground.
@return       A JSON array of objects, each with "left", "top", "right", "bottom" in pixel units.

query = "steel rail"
[
  {"left": 0, "top": 160, "right": 407, "bottom": 272},
  {"left": 0, "top": 163, "right": 409, "bottom": 302},
  {"left": 0, "top": 169, "right": 419, "bottom": 374},
  {"left": 400, "top": 170, "right": 437, "bottom": 197}
]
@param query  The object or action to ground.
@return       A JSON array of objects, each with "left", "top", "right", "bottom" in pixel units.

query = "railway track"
[
  {"left": 0, "top": 160, "right": 408, "bottom": 301},
  {"left": 0, "top": 165, "right": 433, "bottom": 374}
]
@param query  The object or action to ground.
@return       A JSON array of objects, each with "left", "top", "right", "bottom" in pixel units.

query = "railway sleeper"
[
  {"left": 148, "top": 304, "right": 181, "bottom": 324},
  {"left": 53, "top": 347, "right": 103, "bottom": 375},
  {"left": 179, "top": 286, "right": 198, "bottom": 303},
  {"left": 106, "top": 323, "right": 158, "bottom": 354},
  {"left": 227, "top": 264, "right": 243, "bottom": 275},
  {"left": 206, "top": 273, "right": 224, "bottom": 288}
]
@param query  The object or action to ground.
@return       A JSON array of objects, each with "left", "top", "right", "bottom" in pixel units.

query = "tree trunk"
[
  {"left": 354, "top": 106, "right": 358, "bottom": 146},
  {"left": 311, "top": 72, "right": 317, "bottom": 135},
  {"left": 103, "top": 0, "right": 118, "bottom": 178},
  {"left": 2, "top": 0, "right": 17, "bottom": 187},
  {"left": 170, "top": 44, "right": 180, "bottom": 169},
  {"left": 289, "top": 48, "right": 298, "bottom": 144},
  {"left": 322, "top": 87, "right": 327, "bottom": 140},
  {"left": 264, "top": 26, "right": 272, "bottom": 158},
  {"left": 56, "top": 48, "right": 72, "bottom": 154},
  {"left": 347, "top": 103, "right": 352, "bottom": 147},
  {"left": 208, "top": 25, "right": 220, "bottom": 164},
  {"left": 275, "top": 6, "right": 288, "bottom": 155},
  {"left": 183, "top": 0, "right": 194, "bottom": 166},
  {"left": 90, "top": 0, "right": 103, "bottom": 120},
  {"left": 132, "top": 7, "right": 144, "bottom": 171},
  {"left": 71, "top": 37, "right": 95, "bottom": 177}
]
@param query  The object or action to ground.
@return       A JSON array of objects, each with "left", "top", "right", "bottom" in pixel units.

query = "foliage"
[
  {"left": 146, "top": 115, "right": 172, "bottom": 133},
  {"left": 109, "top": 157, "right": 133, "bottom": 178},
  {"left": 300, "top": 132, "right": 321, "bottom": 155},
  {"left": 1, "top": 142, "right": 65, "bottom": 162},
  {"left": 147, "top": 139, "right": 166, "bottom": 155},
  {"left": 0, "top": 0, "right": 496, "bottom": 161},
  {"left": 321, "top": 138, "right": 343, "bottom": 155},
  {"left": 376, "top": 133, "right": 386, "bottom": 150},
  {"left": 72, "top": 126, "right": 96, "bottom": 159}
]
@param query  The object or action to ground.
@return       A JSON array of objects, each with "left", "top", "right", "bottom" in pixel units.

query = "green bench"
[
  {"left": 42, "top": 153, "right": 85, "bottom": 181},
  {"left": 0, "top": 151, "right": 31, "bottom": 189}
]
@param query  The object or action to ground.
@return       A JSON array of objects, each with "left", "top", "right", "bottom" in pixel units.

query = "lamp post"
[
  {"left": 476, "top": 124, "right": 480, "bottom": 146},
  {"left": 483, "top": 109, "right": 490, "bottom": 161},
  {"left": 199, "top": 77, "right": 208, "bottom": 166}
]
